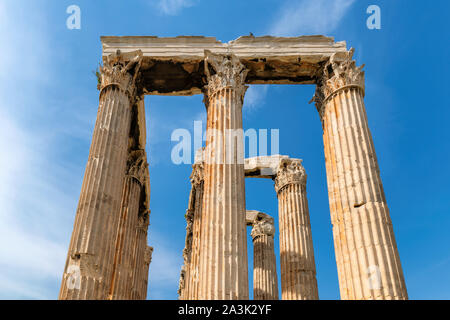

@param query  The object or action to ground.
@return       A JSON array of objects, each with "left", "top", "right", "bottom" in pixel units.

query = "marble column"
[
  {"left": 312, "top": 49, "right": 408, "bottom": 300},
  {"left": 59, "top": 50, "right": 143, "bottom": 300},
  {"left": 179, "top": 161, "right": 205, "bottom": 299},
  {"left": 185, "top": 162, "right": 205, "bottom": 299},
  {"left": 140, "top": 245, "right": 154, "bottom": 298},
  {"left": 109, "top": 150, "right": 150, "bottom": 300},
  {"left": 178, "top": 208, "right": 194, "bottom": 299},
  {"left": 249, "top": 212, "right": 279, "bottom": 300},
  {"left": 197, "top": 51, "right": 249, "bottom": 300},
  {"left": 130, "top": 210, "right": 151, "bottom": 299},
  {"left": 275, "top": 158, "right": 319, "bottom": 300}
]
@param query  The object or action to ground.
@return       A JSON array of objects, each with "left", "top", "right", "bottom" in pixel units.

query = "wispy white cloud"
[
  {"left": 269, "top": 0, "right": 356, "bottom": 36},
  {"left": 0, "top": 108, "right": 71, "bottom": 299},
  {"left": 155, "top": 0, "right": 197, "bottom": 15},
  {"left": 244, "top": 85, "right": 269, "bottom": 112},
  {"left": 0, "top": 0, "right": 354, "bottom": 301},
  {"left": 0, "top": 2, "right": 185, "bottom": 297},
  {"left": 0, "top": 1, "right": 82, "bottom": 299}
]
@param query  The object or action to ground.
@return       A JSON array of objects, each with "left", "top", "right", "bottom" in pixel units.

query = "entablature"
[{"left": 101, "top": 35, "right": 348, "bottom": 95}]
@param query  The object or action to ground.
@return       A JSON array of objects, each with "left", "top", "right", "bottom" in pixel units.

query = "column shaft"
[
  {"left": 250, "top": 214, "right": 279, "bottom": 300},
  {"left": 142, "top": 246, "right": 154, "bottom": 296},
  {"left": 130, "top": 211, "right": 151, "bottom": 299},
  {"left": 184, "top": 163, "right": 204, "bottom": 299},
  {"left": 314, "top": 49, "right": 408, "bottom": 300},
  {"left": 197, "top": 52, "right": 249, "bottom": 300},
  {"left": 178, "top": 166, "right": 199, "bottom": 299},
  {"left": 276, "top": 159, "right": 319, "bottom": 300},
  {"left": 59, "top": 51, "right": 142, "bottom": 300},
  {"left": 109, "top": 150, "right": 149, "bottom": 300},
  {"left": 178, "top": 207, "right": 194, "bottom": 299},
  {"left": 109, "top": 175, "right": 141, "bottom": 299}
]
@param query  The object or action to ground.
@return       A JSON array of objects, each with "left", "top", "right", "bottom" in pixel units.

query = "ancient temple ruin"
[{"left": 59, "top": 35, "right": 408, "bottom": 300}]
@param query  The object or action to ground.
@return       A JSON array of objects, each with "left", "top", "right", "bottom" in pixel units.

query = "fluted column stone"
[
  {"left": 197, "top": 51, "right": 249, "bottom": 300},
  {"left": 178, "top": 208, "right": 194, "bottom": 299},
  {"left": 109, "top": 150, "right": 150, "bottom": 300},
  {"left": 249, "top": 212, "right": 279, "bottom": 300},
  {"left": 130, "top": 209, "right": 151, "bottom": 299},
  {"left": 312, "top": 49, "right": 408, "bottom": 300},
  {"left": 140, "top": 246, "right": 154, "bottom": 298},
  {"left": 183, "top": 162, "right": 204, "bottom": 300},
  {"left": 275, "top": 159, "right": 319, "bottom": 300},
  {"left": 59, "top": 50, "right": 143, "bottom": 300},
  {"left": 180, "top": 162, "right": 204, "bottom": 299}
]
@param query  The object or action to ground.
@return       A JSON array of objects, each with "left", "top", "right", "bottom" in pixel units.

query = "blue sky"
[{"left": 0, "top": 0, "right": 449, "bottom": 300}]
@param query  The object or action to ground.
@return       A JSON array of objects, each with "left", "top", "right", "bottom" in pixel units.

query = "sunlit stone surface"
[{"left": 61, "top": 36, "right": 407, "bottom": 300}]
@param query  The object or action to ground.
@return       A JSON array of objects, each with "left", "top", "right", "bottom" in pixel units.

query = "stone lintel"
[
  {"left": 244, "top": 155, "right": 291, "bottom": 179},
  {"left": 246, "top": 210, "right": 272, "bottom": 227},
  {"left": 101, "top": 35, "right": 348, "bottom": 95},
  {"left": 196, "top": 153, "right": 302, "bottom": 180}
]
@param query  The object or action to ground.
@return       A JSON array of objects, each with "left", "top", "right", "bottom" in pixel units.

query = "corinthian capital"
[
  {"left": 203, "top": 50, "right": 248, "bottom": 100},
  {"left": 312, "top": 48, "right": 365, "bottom": 119},
  {"left": 250, "top": 213, "right": 275, "bottom": 240},
  {"left": 98, "top": 50, "right": 143, "bottom": 97},
  {"left": 127, "top": 150, "right": 149, "bottom": 186},
  {"left": 274, "top": 158, "right": 307, "bottom": 193}
]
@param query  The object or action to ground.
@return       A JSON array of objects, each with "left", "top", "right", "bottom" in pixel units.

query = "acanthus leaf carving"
[
  {"left": 274, "top": 158, "right": 307, "bottom": 194},
  {"left": 127, "top": 150, "right": 149, "bottom": 187},
  {"left": 126, "top": 149, "right": 151, "bottom": 230},
  {"left": 312, "top": 48, "right": 365, "bottom": 120},
  {"left": 98, "top": 50, "right": 143, "bottom": 99},
  {"left": 203, "top": 50, "right": 248, "bottom": 103},
  {"left": 250, "top": 213, "right": 275, "bottom": 240}
]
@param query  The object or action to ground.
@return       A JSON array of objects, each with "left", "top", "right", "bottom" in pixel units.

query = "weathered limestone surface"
[
  {"left": 244, "top": 155, "right": 290, "bottom": 178},
  {"left": 109, "top": 150, "right": 150, "bottom": 300},
  {"left": 61, "top": 34, "right": 408, "bottom": 301},
  {"left": 247, "top": 211, "right": 279, "bottom": 300},
  {"left": 275, "top": 159, "right": 319, "bottom": 300},
  {"left": 178, "top": 206, "right": 194, "bottom": 299},
  {"left": 59, "top": 51, "right": 143, "bottom": 300},
  {"left": 196, "top": 52, "right": 249, "bottom": 300},
  {"left": 313, "top": 49, "right": 408, "bottom": 300},
  {"left": 131, "top": 243, "right": 153, "bottom": 299},
  {"left": 183, "top": 162, "right": 204, "bottom": 299},
  {"left": 142, "top": 246, "right": 154, "bottom": 294},
  {"left": 130, "top": 210, "right": 151, "bottom": 300},
  {"left": 101, "top": 35, "right": 348, "bottom": 95}
]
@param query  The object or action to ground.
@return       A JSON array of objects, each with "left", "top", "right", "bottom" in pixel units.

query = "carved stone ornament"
[
  {"left": 274, "top": 158, "right": 307, "bottom": 193},
  {"left": 311, "top": 48, "right": 365, "bottom": 119},
  {"left": 190, "top": 163, "right": 204, "bottom": 187},
  {"left": 98, "top": 50, "right": 143, "bottom": 98},
  {"left": 250, "top": 213, "right": 275, "bottom": 240},
  {"left": 127, "top": 150, "right": 148, "bottom": 186},
  {"left": 203, "top": 50, "right": 248, "bottom": 102}
]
